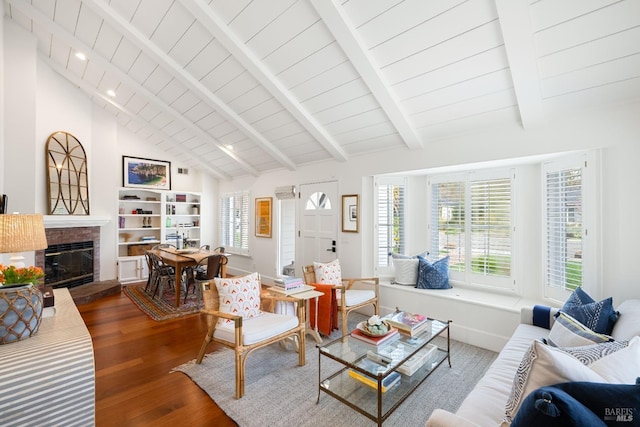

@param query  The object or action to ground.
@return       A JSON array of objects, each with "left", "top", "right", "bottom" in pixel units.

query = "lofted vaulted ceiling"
[{"left": 5, "top": 0, "right": 640, "bottom": 179}]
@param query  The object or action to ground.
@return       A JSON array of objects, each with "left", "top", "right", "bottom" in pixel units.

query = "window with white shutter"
[
  {"left": 470, "top": 176, "right": 512, "bottom": 278},
  {"left": 374, "top": 176, "right": 406, "bottom": 271},
  {"left": 430, "top": 179, "right": 465, "bottom": 273},
  {"left": 542, "top": 153, "right": 596, "bottom": 301},
  {"left": 429, "top": 170, "right": 514, "bottom": 289},
  {"left": 220, "top": 191, "right": 249, "bottom": 255}
]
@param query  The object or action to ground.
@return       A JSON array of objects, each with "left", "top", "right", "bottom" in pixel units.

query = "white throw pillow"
[
  {"left": 503, "top": 340, "right": 605, "bottom": 424},
  {"left": 589, "top": 336, "right": 640, "bottom": 382},
  {"left": 313, "top": 259, "right": 342, "bottom": 285},
  {"left": 393, "top": 258, "right": 419, "bottom": 285},
  {"left": 215, "top": 272, "right": 263, "bottom": 324},
  {"left": 547, "top": 311, "right": 613, "bottom": 347},
  {"left": 611, "top": 299, "right": 640, "bottom": 340},
  {"left": 503, "top": 337, "right": 640, "bottom": 425}
]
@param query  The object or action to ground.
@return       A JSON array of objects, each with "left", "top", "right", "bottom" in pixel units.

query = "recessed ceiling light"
[
  {"left": 226, "top": 144, "right": 233, "bottom": 150},
  {"left": 75, "top": 52, "right": 86, "bottom": 61},
  {"left": 107, "top": 89, "right": 116, "bottom": 97}
]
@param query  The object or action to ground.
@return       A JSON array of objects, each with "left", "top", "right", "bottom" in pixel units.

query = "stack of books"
[
  {"left": 382, "top": 310, "right": 430, "bottom": 337},
  {"left": 351, "top": 327, "right": 400, "bottom": 349},
  {"left": 274, "top": 276, "right": 304, "bottom": 291},
  {"left": 348, "top": 358, "right": 401, "bottom": 393},
  {"left": 367, "top": 343, "right": 438, "bottom": 376}
]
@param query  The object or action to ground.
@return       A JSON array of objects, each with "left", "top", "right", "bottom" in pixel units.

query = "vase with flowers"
[{"left": 0, "top": 264, "right": 45, "bottom": 344}]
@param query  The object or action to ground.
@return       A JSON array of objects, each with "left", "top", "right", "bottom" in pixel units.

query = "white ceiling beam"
[
  {"left": 310, "top": 0, "right": 423, "bottom": 150},
  {"left": 7, "top": 0, "right": 254, "bottom": 178},
  {"left": 494, "top": 0, "right": 545, "bottom": 129},
  {"left": 43, "top": 56, "right": 231, "bottom": 180},
  {"left": 82, "top": 0, "right": 297, "bottom": 171},
  {"left": 181, "top": 0, "right": 349, "bottom": 162}
]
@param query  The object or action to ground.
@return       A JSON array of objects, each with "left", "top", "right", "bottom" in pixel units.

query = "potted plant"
[{"left": 0, "top": 264, "right": 45, "bottom": 344}]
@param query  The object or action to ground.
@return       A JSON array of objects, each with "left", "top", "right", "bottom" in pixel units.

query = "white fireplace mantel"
[{"left": 43, "top": 215, "right": 110, "bottom": 228}]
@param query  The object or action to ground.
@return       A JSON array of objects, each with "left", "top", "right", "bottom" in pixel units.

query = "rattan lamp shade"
[{"left": 0, "top": 214, "right": 48, "bottom": 254}]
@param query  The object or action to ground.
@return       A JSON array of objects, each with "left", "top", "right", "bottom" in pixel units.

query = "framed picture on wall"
[
  {"left": 123, "top": 156, "right": 171, "bottom": 190},
  {"left": 255, "top": 197, "right": 272, "bottom": 238},
  {"left": 342, "top": 194, "right": 359, "bottom": 233}
]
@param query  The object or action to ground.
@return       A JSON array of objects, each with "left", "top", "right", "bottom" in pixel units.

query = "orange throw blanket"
[{"left": 309, "top": 283, "right": 338, "bottom": 336}]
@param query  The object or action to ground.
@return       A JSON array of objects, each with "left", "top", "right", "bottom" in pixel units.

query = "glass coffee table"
[{"left": 316, "top": 318, "right": 451, "bottom": 426}]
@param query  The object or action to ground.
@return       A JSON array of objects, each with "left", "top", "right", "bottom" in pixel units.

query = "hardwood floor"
[{"left": 77, "top": 291, "right": 238, "bottom": 427}]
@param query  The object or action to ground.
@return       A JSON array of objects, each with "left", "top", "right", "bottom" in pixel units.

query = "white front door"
[{"left": 299, "top": 181, "right": 339, "bottom": 271}]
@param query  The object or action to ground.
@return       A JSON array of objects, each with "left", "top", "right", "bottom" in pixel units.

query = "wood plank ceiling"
[{"left": 5, "top": 0, "right": 640, "bottom": 179}]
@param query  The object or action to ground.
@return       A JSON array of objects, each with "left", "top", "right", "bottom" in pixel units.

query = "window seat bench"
[{"left": 377, "top": 281, "right": 549, "bottom": 352}]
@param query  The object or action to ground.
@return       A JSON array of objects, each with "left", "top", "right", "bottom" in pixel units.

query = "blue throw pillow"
[
  {"left": 560, "top": 287, "right": 620, "bottom": 335},
  {"left": 511, "top": 379, "right": 640, "bottom": 427},
  {"left": 416, "top": 256, "right": 451, "bottom": 289}
]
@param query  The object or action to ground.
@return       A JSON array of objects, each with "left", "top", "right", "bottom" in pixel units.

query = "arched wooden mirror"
[{"left": 46, "top": 131, "right": 90, "bottom": 215}]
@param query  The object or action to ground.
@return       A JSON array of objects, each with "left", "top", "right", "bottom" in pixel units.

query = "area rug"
[
  {"left": 123, "top": 283, "right": 203, "bottom": 321},
  {"left": 173, "top": 316, "right": 497, "bottom": 426}
]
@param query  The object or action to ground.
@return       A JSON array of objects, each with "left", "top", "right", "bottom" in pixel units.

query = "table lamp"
[{"left": 0, "top": 214, "right": 49, "bottom": 268}]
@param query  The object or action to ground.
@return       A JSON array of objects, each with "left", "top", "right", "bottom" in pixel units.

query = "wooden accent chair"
[
  {"left": 195, "top": 274, "right": 306, "bottom": 399},
  {"left": 303, "top": 263, "right": 379, "bottom": 337}
]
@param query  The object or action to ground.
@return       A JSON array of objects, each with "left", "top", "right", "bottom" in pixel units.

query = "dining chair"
[
  {"left": 195, "top": 273, "right": 306, "bottom": 398},
  {"left": 144, "top": 251, "right": 154, "bottom": 293},
  {"left": 183, "top": 254, "right": 228, "bottom": 302},
  {"left": 148, "top": 251, "right": 176, "bottom": 299},
  {"left": 303, "top": 260, "right": 379, "bottom": 337}
]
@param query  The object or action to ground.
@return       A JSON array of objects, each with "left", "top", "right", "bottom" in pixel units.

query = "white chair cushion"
[
  {"left": 214, "top": 311, "right": 299, "bottom": 345},
  {"left": 339, "top": 289, "right": 376, "bottom": 307}
]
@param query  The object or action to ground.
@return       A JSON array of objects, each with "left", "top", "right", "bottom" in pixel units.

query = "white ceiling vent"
[
  {"left": 275, "top": 185, "right": 296, "bottom": 200},
  {"left": 177, "top": 168, "right": 189, "bottom": 175}
]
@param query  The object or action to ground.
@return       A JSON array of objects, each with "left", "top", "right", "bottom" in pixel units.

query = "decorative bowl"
[{"left": 357, "top": 320, "right": 392, "bottom": 337}]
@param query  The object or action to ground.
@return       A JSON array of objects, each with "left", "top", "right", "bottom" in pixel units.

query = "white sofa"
[{"left": 426, "top": 299, "right": 640, "bottom": 427}]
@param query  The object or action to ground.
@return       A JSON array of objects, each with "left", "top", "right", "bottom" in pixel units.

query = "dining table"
[{"left": 151, "top": 247, "right": 228, "bottom": 307}]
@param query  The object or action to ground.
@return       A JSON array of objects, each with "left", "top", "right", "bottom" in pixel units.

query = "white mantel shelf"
[{"left": 44, "top": 215, "right": 110, "bottom": 228}]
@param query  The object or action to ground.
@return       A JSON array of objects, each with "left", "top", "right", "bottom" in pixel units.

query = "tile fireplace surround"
[{"left": 35, "top": 216, "right": 110, "bottom": 286}]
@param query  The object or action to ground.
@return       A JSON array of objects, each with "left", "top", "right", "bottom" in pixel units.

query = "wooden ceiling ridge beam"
[
  {"left": 7, "top": 0, "right": 254, "bottom": 178},
  {"left": 494, "top": 0, "right": 545, "bottom": 129},
  {"left": 82, "top": 0, "right": 297, "bottom": 171},
  {"left": 43, "top": 56, "right": 230, "bottom": 180},
  {"left": 181, "top": 0, "right": 349, "bottom": 163},
  {"left": 310, "top": 0, "right": 423, "bottom": 150}
]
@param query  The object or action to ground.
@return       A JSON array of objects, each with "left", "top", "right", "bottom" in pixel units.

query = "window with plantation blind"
[
  {"left": 429, "top": 170, "right": 514, "bottom": 289},
  {"left": 220, "top": 191, "right": 249, "bottom": 255},
  {"left": 374, "top": 176, "right": 406, "bottom": 271},
  {"left": 542, "top": 153, "right": 596, "bottom": 301}
]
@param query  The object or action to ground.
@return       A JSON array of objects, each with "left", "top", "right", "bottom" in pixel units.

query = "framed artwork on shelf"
[
  {"left": 342, "top": 194, "right": 359, "bottom": 233},
  {"left": 255, "top": 197, "right": 272, "bottom": 238},
  {"left": 123, "top": 156, "right": 171, "bottom": 190}
]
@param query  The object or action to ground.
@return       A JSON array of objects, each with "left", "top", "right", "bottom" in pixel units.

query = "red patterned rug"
[{"left": 123, "top": 283, "right": 203, "bottom": 321}]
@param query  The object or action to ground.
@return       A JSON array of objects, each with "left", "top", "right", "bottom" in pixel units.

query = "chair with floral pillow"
[
  {"left": 303, "top": 259, "right": 379, "bottom": 337},
  {"left": 195, "top": 272, "right": 306, "bottom": 399}
]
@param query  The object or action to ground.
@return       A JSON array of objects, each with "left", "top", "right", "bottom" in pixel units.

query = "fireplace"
[
  {"left": 44, "top": 241, "right": 94, "bottom": 288},
  {"left": 36, "top": 226, "right": 101, "bottom": 288}
]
